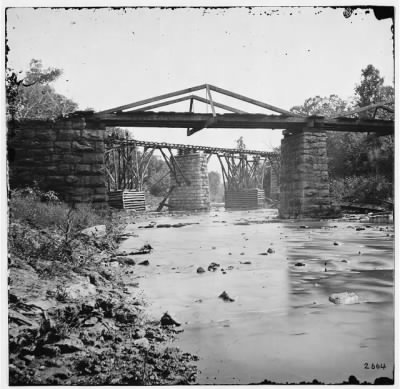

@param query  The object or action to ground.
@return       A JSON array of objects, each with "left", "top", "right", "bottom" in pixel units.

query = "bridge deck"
[
  {"left": 105, "top": 139, "right": 278, "bottom": 157},
  {"left": 90, "top": 111, "right": 393, "bottom": 135}
]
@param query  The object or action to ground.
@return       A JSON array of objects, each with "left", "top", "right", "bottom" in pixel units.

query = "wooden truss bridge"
[
  {"left": 104, "top": 139, "right": 279, "bottom": 193},
  {"left": 90, "top": 83, "right": 393, "bottom": 135}
]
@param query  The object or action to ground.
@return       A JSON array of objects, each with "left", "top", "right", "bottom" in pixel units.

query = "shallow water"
[{"left": 121, "top": 209, "right": 394, "bottom": 384}]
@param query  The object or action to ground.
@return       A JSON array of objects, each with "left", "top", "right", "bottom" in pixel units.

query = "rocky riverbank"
[{"left": 8, "top": 190, "right": 198, "bottom": 385}]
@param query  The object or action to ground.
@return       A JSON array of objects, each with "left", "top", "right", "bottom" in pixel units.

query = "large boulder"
[
  {"left": 329, "top": 292, "right": 359, "bottom": 305},
  {"left": 80, "top": 225, "right": 107, "bottom": 239}
]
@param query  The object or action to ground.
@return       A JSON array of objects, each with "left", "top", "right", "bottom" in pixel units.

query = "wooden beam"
[
  {"left": 206, "top": 85, "right": 216, "bottom": 117},
  {"left": 92, "top": 111, "right": 393, "bottom": 133},
  {"left": 186, "top": 97, "right": 194, "bottom": 136},
  {"left": 129, "top": 93, "right": 247, "bottom": 114},
  {"left": 130, "top": 95, "right": 194, "bottom": 112},
  {"left": 97, "top": 84, "right": 207, "bottom": 114},
  {"left": 330, "top": 101, "right": 394, "bottom": 119},
  {"left": 208, "top": 84, "right": 305, "bottom": 117},
  {"left": 192, "top": 95, "right": 246, "bottom": 114}
]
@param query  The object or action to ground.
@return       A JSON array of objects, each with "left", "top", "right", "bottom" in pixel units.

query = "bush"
[
  {"left": 8, "top": 185, "right": 125, "bottom": 273},
  {"left": 330, "top": 175, "right": 393, "bottom": 204}
]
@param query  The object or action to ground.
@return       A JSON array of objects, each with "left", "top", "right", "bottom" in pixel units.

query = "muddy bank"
[
  {"left": 8, "top": 220, "right": 197, "bottom": 385},
  {"left": 120, "top": 208, "right": 394, "bottom": 384}
]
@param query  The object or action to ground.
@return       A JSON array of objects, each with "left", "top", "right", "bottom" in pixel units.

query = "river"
[{"left": 120, "top": 208, "right": 394, "bottom": 384}]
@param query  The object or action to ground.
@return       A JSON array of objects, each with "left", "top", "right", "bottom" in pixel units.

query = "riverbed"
[{"left": 120, "top": 209, "right": 394, "bottom": 384}]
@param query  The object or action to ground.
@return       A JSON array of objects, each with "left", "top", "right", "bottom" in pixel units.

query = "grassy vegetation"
[{"left": 8, "top": 184, "right": 125, "bottom": 276}]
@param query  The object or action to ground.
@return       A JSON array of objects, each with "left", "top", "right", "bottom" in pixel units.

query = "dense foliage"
[
  {"left": 6, "top": 59, "right": 78, "bottom": 121},
  {"left": 290, "top": 64, "right": 394, "bottom": 204}
]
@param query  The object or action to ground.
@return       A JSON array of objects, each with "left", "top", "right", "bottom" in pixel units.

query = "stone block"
[
  {"left": 57, "top": 130, "right": 81, "bottom": 141},
  {"left": 71, "top": 118, "right": 86, "bottom": 130},
  {"left": 65, "top": 175, "right": 79, "bottom": 184},
  {"left": 81, "top": 154, "right": 104, "bottom": 164},
  {"left": 91, "top": 164, "right": 104, "bottom": 174},
  {"left": 72, "top": 141, "right": 94, "bottom": 152},
  {"left": 55, "top": 141, "right": 72, "bottom": 151},
  {"left": 33, "top": 130, "right": 57, "bottom": 141},
  {"left": 75, "top": 164, "right": 92, "bottom": 174},
  {"left": 81, "top": 129, "right": 105, "bottom": 140},
  {"left": 78, "top": 176, "right": 105, "bottom": 187},
  {"left": 57, "top": 163, "right": 73, "bottom": 174},
  {"left": 58, "top": 154, "right": 82, "bottom": 164},
  {"left": 55, "top": 120, "right": 73, "bottom": 130}
]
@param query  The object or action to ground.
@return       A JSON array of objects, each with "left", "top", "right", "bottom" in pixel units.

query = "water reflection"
[
  {"left": 284, "top": 221, "right": 394, "bottom": 383},
  {"left": 123, "top": 211, "right": 394, "bottom": 384}
]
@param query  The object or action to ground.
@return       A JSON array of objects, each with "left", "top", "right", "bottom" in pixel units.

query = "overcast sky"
[{"left": 6, "top": 6, "right": 394, "bottom": 169}]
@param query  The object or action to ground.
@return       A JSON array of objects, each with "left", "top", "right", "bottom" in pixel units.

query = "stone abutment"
[{"left": 8, "top": 118, "right": 107, "bottom": 204}]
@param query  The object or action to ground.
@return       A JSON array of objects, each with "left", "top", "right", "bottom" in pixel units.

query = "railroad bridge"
[
  {"left": 104, "top": 139, "right": 279, "bottom": 211},
  {"left": 8, "top": 83, "right": 394, "bottom": 218}
]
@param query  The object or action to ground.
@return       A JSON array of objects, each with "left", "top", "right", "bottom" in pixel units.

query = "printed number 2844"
[{"left": 364, "top": 363, "right": 386, "bottom": 370}]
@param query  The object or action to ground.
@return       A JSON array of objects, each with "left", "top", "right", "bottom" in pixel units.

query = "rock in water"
[
  {"left": 208, "top": 262, "right": 220, "bottom": 272},
  {"left": 138, "top": 260, "right": 150, "bottom": 266},
  {"left": 196, "top": 267, "right": 206, "bottom": 274},
  {"left": 219, "top": 291, "right": 235, "bottom": 302},
  {"left": 329, "top": 292, "right": 359, "bottom": 305},
  {"left": 160, "top": 312, "right": 181, "bottom": 326}
]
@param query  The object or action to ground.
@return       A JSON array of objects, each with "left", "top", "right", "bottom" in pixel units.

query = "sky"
[{"left": 5, "top": 6, "right": 394, "bottom": 170}]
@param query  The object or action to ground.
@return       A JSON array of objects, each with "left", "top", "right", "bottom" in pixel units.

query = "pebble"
[{"left": 196, "top": 267, "right": 206, "bottom": 274}]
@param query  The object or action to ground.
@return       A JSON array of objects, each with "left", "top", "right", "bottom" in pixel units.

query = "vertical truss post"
[{"left": 206, "top": 84, "right": 216, "bottom": 117}]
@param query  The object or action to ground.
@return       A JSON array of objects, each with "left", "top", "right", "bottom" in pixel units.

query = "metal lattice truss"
[{"left": 104, "top": 139, "right": 279, "bottom": 192}]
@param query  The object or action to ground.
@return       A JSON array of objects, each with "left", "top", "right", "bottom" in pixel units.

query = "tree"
[
  {"left": 146, "top": 156, "right": 170, "bottom": 197},
  {"left": 354, "top": 65, "right": 394, "bottom": 177},
  {"left": 354, "top": 64, "right": 385, "bottom": 108},
  {"left": 208, "top": 171, "right": 224, "bottom": 202},
  {"left": 290, "top": 65, "right": 394, "bottom": 203},
  {"left": 6, "top": 59, "right": 78, "bottom": 121},
  {"left": 290, "top": 94, "right": 352, "bottom": 117},
  {"left": 236, "top": 136, "right": 246, "bottom": 150}
]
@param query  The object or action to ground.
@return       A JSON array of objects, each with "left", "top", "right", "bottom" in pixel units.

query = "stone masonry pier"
[
  {"left": 8, "top": 118, "right": 107, "bottom": 204},
  {"left": 279, "top": 129, "right": 331, "bottom": 218},
  {"left": 168, "top": 151, "right": 210, "bottom": 211}
]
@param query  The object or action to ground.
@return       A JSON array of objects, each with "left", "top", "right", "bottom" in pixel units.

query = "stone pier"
[
  {"left": 279, "top": 129, "right": 332, "bottom": 218},
  {"left": 265, "top": 165, "right": 280, "bottom": 201},
  {"left": 168, "top": 151, "right": 210, "bottom": 211},
  {"left": 8, "top": 118, "right": 107, "bottom": 204}
]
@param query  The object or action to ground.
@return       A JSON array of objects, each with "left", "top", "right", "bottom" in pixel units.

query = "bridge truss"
[{"left": 104, "top": 139, "right": 279, "bottom": 193}]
